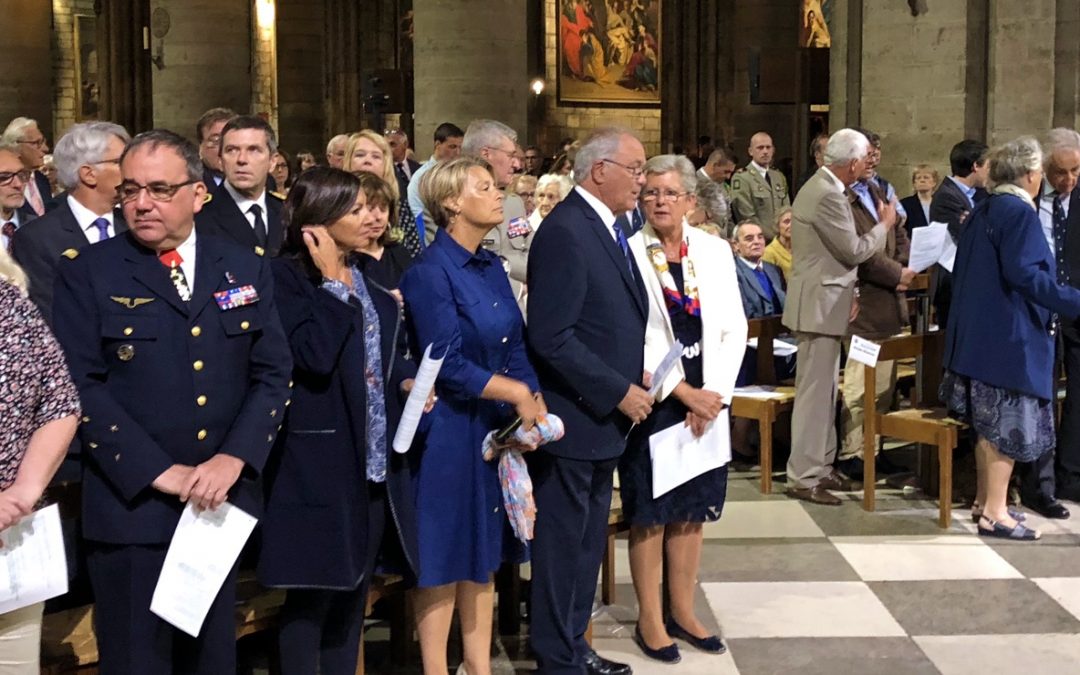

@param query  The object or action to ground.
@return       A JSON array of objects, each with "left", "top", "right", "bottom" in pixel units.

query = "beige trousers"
[
  {"left": 787, "top": 332, "right": 842, "bottom": 489},
  {"left": 839, "top": 349, "right": 897, "bottom": 461},
  {"left": 0, "top": 602, "right": 42, "bottom": 674}
]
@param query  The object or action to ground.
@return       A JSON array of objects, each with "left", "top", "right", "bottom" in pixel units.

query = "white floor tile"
[
  {"left": 914, "top": 634, "right": 1080, "bottom": 675},
  {"left": 701, "top": 581, "right": 906, "bottom": 638},
  {"left": 1032, "top": 578, "right": 1080, "bottom": 623},
  {"left": 588, "top": 637, "right": 741, "bottom": 675},
  {"left": 831, "top": 535, "right": 1023, "bottom": 581},
  {"left": 702, "top": 501, "right": 825, "bottom": 539}
]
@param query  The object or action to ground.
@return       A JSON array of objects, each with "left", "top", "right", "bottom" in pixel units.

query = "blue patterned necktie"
[
  {"left": 613, "top": 220, "right": 634, "bottom": 276},
  {"left": 92, "top": 217, "right": 110, "bottom": 243},
  {"left": 1054, "top": 195, "right": 1069, "bottom": 284}
]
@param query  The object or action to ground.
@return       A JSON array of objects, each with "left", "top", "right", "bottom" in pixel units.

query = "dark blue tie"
[
  {"left": 92, "top": 217, "right": 110, "bottom": 243},
  {"left": 752, "top": 265, "right": 778, "bottom": 313},
  {"left": 249, "top": 204, "right": 268, "bottom": 247},
  {"left": 1054, "top": 195, "right": 1069, "bottom": 284},
  {"left": 613, "top": 220, "right": 634, "bottom": 276}
]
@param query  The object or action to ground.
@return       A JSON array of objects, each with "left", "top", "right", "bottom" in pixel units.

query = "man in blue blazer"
[
  {"left": 527, "top": 128, "right": 651, "bottom": 675},
  {"left": 52, "top": 129, "right": 292, "bottom": 674}
]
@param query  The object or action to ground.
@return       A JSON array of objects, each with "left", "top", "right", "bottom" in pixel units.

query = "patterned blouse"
[{"left": 0, "top": 279, "right": 81, "bottom": 490}]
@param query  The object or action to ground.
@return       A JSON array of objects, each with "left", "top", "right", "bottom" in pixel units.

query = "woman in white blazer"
[{"left": 620, "top": 154, "right": 747, "bottom": 663}]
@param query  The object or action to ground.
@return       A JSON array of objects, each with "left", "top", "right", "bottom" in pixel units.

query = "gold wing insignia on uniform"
[
  {"left": 110, "top": 296, "right": 156, "bottom": 309},
  {"left": 254, "top": 246, "right": 266, "bottom": 257},
  {"left": 203, "top": 193, "right": 214, "bottom": 204},
  {"left": 62, "top": 249, "right": 79, "bottom": 259},
  {"left": 269, "top": 191, "right": 286, "bottom": 201}
]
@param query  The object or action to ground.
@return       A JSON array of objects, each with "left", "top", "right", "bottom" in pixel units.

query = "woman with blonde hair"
[
  {"left": 761, "top": 206, "right": 793, "bottom": 281},
  {"left": 344, "top": 130, "right": 423, "bottom": 256}
]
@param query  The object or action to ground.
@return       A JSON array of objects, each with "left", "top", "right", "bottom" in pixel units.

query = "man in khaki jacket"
[
  {"left": 731, "top": 132, "right": 790, "bottom": 238},
  {"left": 782, "top": 128, "right": 897, "bottom": 505}
]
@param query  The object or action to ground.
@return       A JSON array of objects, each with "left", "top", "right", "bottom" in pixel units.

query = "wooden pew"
[
  {"left": 730, "top": 315, "right": 795, "bottom": 493},
  {"left": 861, "top": 331, "right": 967, "bottom": 527}
]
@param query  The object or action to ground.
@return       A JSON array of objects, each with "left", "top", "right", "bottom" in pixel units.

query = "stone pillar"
[
  {"left": 986, "top": 0, "right": 1056, "bottom": 145},
  {"left": 0, "top": 0, "right": 53, "bottom": 139},
  {"left": 149, "top": 0, "right": 252, "bottom": 139},
  {"left": 276, "top": 0, "right": 326, "bottom": 153},
  {"left": 413, "top": 0, "right": 527, "bottom": 158},
  {"left": 252, "top": 0, "right": 278, "bottom": 132}
]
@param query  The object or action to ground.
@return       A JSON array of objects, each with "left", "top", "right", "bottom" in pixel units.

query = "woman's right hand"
[
  {"left": 674, "top": 384, "right": 724, "bottom": 421},
  {"left": 515, "top": 388, "right": 545, "bottom": 431},
  {"left": 302, "top": 225, "right": 347, "bottom": 283},
  {"left": 0, "top": 490, "right": 33, "bottom": 532}
]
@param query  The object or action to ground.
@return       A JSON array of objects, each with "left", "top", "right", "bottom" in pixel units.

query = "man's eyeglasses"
[
  {"left": 117, "top": 180, "right": 198, "bottom": 204},
  {"left": 641, "top": 189, "right": 690, "bottom": 203},
  {"left": 18, "top": 138, "right": 46, "bottom": 149},
  {"left": 0, "top": 170, "right": 31, "bottom": 187},
  {"left": 485, "top": 146, "right": 517, "bottom": 158},
  {"left": 601, "top": 159, "right": 645, "bottom": 177}
]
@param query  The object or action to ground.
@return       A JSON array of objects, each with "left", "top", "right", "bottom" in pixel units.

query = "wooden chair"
[
  {"left": 730, "top": 315, "right": 796, "bottom": 493},
  {"left": 861, "top": 331, "right": 967, "bottom": 527}
]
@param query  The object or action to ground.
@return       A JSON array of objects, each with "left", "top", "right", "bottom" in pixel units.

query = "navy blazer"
[
  {"left": 900, "top": 194, "right": 929, "bottom": 235},
  {"left": 734, "top": 257, "right": 786, "bottom": 318},
  {"left": 930, "top": 177, "right": 973, "bottom": 242},
  {"left": 195, "top": 182, "right": 284, "bottom": 256},
  {"left": 526, "top": 188, "right": 648, "bottom": 460},
  {"left": 51, "top": 231, "right": 293, "bottom": 544},
  {"left": 945, "top": 193, "right": 1080, "bottom": 400},
  {"left": 13, "top": 198, "right": 127, "bottom": 322},
  {"left": 258, "top": 256, "right": 418, "bottom": 589}
]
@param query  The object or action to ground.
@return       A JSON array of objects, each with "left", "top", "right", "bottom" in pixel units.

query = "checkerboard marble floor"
[{"left": 334, "top": 465, "right": 1080, "bottom": 675}]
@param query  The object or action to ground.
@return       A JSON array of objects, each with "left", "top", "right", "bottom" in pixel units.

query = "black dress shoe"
[
  {"left": 1027, "top": 498, "right": 1071, "bottom": 519},
  {"left": 632, "top": 625, "right": 680, "bottom": 664},
  {"left": 666, "top": 618, "right": 727, "bottom": 654},
  {"left": 583, "top": 649, "right": 633, "bottom": 675}
]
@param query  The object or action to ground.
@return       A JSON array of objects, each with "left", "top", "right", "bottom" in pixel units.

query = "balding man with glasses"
[{"left": 1, "top": 117, "right": 56, "bottom": 216}]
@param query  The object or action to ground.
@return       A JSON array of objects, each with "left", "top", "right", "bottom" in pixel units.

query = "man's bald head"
[{"left": 748, "top": 132, "right": 774, "bottom": 168}]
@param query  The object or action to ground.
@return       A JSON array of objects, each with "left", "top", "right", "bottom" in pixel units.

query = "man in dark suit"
[
  {"left": 196, "top": 115, "right": 285, "bottom": 256},
  {"left": 732, "top": 220, "right": 786, "bottom": 317},
  {"left": 1021, "top": 128, "right": 1080, "bottom": 516},
  {"left": 527, "top": 128, "right": 651, "bottom": 675},
  {"left": 51, "top": 129, "right": 292, "bottom": 674},
  {"left": 0, "top": 143, "right": 38, "bottom": 252},
  {"left": 2, "top": 116, "right": 57, "bottom": 216},
  {"left": 14, "top": 122, "right": 131, "bottom": 322},
  {"left": 195, "top": 107, "right": 235, "bottom": 189},
  {"left": 385, "top": 128, "right": 421, "bottom": 199},
  {"left": 929, "top": 139, "right": 988, "bottom": 331}
]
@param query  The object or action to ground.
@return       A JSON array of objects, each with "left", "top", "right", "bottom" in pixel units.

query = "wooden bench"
[
  {"left": 861, "top": 331, "right": 967, "bottom": 527},
  {"left": 601, "top": 489, "right": 631, "bottom": 606},
  {"left": 730, "top": 315, "right": 795, "bottom": 493}
]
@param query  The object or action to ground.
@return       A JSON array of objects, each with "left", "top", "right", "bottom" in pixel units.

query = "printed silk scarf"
[{"left": 643, "top": 227, "right": 701, "bottom": 316}]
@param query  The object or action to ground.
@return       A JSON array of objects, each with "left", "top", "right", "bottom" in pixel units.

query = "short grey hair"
[
  {"left": 461, "top": 119, "right": 517, "bottom": 157},
  {"left": 695, "top": 179, "right": 730, "bottom": 225},
  {"left": 643, "top": 154, "right": 698, "bottom": 194},
  {"left": 988, "top": 136, "right": 1043, "bottom": 186},
  {"left": 573, "top": 126, "right": 637, "bottom": 184},
  {"left": 326, "top": 134, "right": 349, "bottom": 154},
  {"left": 823, "top": 128, "right": 870, "bottom": 166},
  {"left": 731, "top": 219, "right": 763, "bottom": 242},
  {"left": 54, "top": 122, "right": 131, "bottom": 190},
  {"left": 536, "top": 173, "right": 574, "bottom": 200},
  {"left": 1, "top": 117, "right": 39, "bottom": 144},
  {"left": 1044, "top": 128, "right": 1080, "bottom": 166}
]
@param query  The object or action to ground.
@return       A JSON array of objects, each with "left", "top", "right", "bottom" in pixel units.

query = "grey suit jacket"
[
  {"left": 735, "top": 258, "right": 786, "bottom": 318},
  {"left": 781, "top": 167, "right": 887, "bottom": 337}
]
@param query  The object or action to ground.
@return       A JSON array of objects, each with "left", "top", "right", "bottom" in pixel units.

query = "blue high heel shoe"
[
  {"left": 666, "top": 618, "right": 727, "bottom": 654},
  {"left": 632, "top": 625, "right": 681, "bottom": 664}
]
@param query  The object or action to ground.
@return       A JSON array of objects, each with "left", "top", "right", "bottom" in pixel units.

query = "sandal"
[
  {"left": 977, "top": 516, "right": 1040, "bottom": 540},
  {"left": 971, "top": 505, "right": 1026, "bottom": 524}
]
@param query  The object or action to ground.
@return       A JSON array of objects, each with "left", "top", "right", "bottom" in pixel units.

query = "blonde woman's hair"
[
  {"left": 343, "top": 130, "right": 399, "bottom": 201},
  {"left": 0, "top": 247, "right": 28, "bottom": 294},
  {"left": 420, "top": 156, "right": 493, "bottom": 230}
]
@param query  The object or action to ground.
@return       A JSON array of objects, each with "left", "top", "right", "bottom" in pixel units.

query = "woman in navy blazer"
[
  {"left": 943, "top": 137, "right": 1080, "bottom": 541},
  {"left": 259, "top": 168, "right": 421, "bottom": 674}
]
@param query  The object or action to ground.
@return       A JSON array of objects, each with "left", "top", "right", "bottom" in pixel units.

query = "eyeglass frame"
[
  {"left": 0, "top": 170, "right": 31, "bottom": 188},
  {"left": 640, "top": 188, "right": 691, "bottom": 203},
  {"left": 17, "top": 138, "right": 47, "bottom": 149},
  {"left": 600, "top": 158, "right": 645, "bottom": 177},
  {"left": 116, "top": 179, "right": 199, "bottom": 204}
]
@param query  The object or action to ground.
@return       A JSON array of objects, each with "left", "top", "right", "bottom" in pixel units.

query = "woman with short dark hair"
[
  {"left": 354, "top": 173, "right": 414, "bottom": 297},
  {"left": 259, "top": 166, "right": 422, "bottom": 673}
]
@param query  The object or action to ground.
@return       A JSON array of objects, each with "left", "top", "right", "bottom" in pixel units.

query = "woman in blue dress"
[{"left": 400, "top": 156, "right": 546, "bottom": 675}]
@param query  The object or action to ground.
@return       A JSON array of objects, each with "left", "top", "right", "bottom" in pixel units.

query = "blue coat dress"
[{"left": 400, "top": 229, "right": 539, "bottom": 587}]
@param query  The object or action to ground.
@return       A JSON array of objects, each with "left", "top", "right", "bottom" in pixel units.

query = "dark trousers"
[
  {"left": 1057, "top": 330, "right": 1080, "bottom": 495},
  {"left": 87, "top": 542, "right": 238, "bottom": 675},
  {"left": 278, "top": 482, "right": 387, "bottom": 675},
  {"left": 528, "top": 452, "right": 619, "bottom": 675}
]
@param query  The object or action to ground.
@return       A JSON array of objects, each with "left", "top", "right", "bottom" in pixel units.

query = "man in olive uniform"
[{"left": 731, "top": 131, "right": 791, "bottom": 239}]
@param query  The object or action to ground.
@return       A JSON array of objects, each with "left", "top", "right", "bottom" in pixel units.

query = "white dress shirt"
[
  {"left": 224, "top": 181, "right": 268, "bottom": 234},
  {"left": 175, "top": 228, "right": 197, "bottom": 288},
  {"left": 750, "top": 160, "right": 770, "bottom": 181},
  {"left": 574, "top": 185, "right": 620, "bottom": 242},
  {"left": 67, "top": 195, "right": 115, "bottom": 243},
  {"left": 1038, "top": 183, "right": 1071, "bottom": 254}
]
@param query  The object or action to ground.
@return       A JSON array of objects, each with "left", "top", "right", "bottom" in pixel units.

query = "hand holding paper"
[{"left": 393, "top": 344, "right": 445, "bottom": 454}]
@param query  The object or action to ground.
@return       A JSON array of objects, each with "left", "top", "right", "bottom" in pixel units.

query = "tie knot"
[
  {"left": 249, "top": 204, "right": 263, "bottom": 217},
  {"left": 158, "top": 249, "right": 183, "bottom": 269}
]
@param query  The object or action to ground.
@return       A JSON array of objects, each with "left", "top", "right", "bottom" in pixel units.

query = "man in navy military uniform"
[
  {"left": 196, "top": 115, "right": 285, "bottom": 256},
  {"left": 52, "top": 129, "right": 292, "bottom": 675}
]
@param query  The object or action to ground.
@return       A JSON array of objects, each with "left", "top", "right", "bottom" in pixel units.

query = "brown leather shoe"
[
  {"left": 819, "top": 470, "right": 862, "bottom": 492},
  {"left": 787, "top": 485, "right": 842, "bottom": 505}
]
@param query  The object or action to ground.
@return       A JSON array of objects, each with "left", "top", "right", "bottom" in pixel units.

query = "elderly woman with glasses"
[
  {"left": 943, "top": 136, "right": 1080, "bottom": 541},
  {"left": 623, "top": 154, "right": 747, "bottom": 663}
]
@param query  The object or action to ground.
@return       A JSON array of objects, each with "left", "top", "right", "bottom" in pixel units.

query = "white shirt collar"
[
  {"left": 67, "top": 194, "right": 114, "bottom": 241},
  {"left": 738, "top": 256, "right": 762, "bottom": 271},
  {"left": 820, "top": 166, "right": 846, "bottom": 192},
  {"left": 176, "top": 227, "right": 197, "bottom": 288},
  {"left": 574, "top": 185, "right": 619, "bottom": 240},
  {"left": 750, "top": 161, "right": 769, "bottom": 178},
  {"left": 224, "top": 180, "right": 268, "bottom": 226}
]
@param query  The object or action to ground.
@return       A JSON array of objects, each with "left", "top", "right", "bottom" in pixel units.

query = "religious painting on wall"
[
  {"left": 799, "top": 0, "right": 832, "bottom": 48},
  {"left": 74, "top": 14, "right": 100, "bottom": 120},
  {"left": 557, "top": 0, "right": 660, "bottom": 106}
]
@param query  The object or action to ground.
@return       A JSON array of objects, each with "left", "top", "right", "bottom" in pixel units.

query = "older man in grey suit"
[{"left": 783, "top": 129, "right": 898, "bottom": 505}]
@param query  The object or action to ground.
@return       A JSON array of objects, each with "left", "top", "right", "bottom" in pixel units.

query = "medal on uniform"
[
  {"left": 214, "top": 284, "right": 260, "bottom": 310},
  {"left": 117, "top": 344, "right": 135, "bottom": 361}
]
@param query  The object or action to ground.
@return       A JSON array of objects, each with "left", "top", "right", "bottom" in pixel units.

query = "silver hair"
[
  {"left": 326, "top": 134, "right": 349, "bottom": 154},
  {"left": 731, "top": 219, "right": 764, "bottom": 242},
  {"left": 461, "top": 119, "right": 517, "bottom": 157},
  {"left": 823, "top": 128, "right": 870, "bottom": 166},
  {"left": 536, "top": 173, "right": 574, "bottom": 200},
  {"left": 643, "top": 154, "right": 698, "bottom": 193},
  {"left": 1, "top": 117, "right": 39, "bottom": 144},
  {"left": 54, "top": 122, "right": 131, "bottom": 191},
  {"left": 695, "top": 179, "right": 730, "bottom": 225},
  {"left": 1044, "top": 128, "right": 1080, "bottom": 166},
  {"left": 573, "top": 126, "right": 637, "bottom": 185},
  {"left": 988, "top": 136, "right": 1043, "bottom": 186}
]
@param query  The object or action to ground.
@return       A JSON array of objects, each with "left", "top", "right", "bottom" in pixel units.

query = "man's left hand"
[{"left": 181, "top": 454, "right": 246, "bottom": 512}]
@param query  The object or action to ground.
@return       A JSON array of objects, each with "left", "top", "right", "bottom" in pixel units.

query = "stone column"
[
  {"left": 986, "top": 0, "right": 1055, "bottom": 145},
  {"left": 412, "top": 0, "right": 527, "bottom": 158},
  {"left": 0, "top": 0, "right": 53, "bottom": 139}
]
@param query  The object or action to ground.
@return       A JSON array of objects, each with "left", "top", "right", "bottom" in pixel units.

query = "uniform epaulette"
[
  {"left": 204, "top": 193, "right": 214, "bottom": 204},
  {"left": 62, "top": 248, "right": 79, "bottom": 259},
  {"left": 269, "top": 190, "right": 286, "bottom": 201},
  {"left": 254, "top": 246, "right": 265, "bottom": 257}
]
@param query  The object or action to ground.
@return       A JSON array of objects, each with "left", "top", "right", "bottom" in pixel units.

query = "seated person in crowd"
[
  {"left": 900, "top": 163, "right": 939, "bottom": 234},
  {"left": 529, "top": 173, "right": 573, "bottom": 231},
  {"left": 508, "top": 173, "right": 538, "bottom": 218},
  {"left": 761, "top": 206, "right": 793, "bottom": 282},
  {"left": 687, "top": 178, "right": 732, "bottom": 238}
]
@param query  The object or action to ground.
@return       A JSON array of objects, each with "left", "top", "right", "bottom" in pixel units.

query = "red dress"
[{"left": 560, "top": 2, "right": 592, "bottom": 78}]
